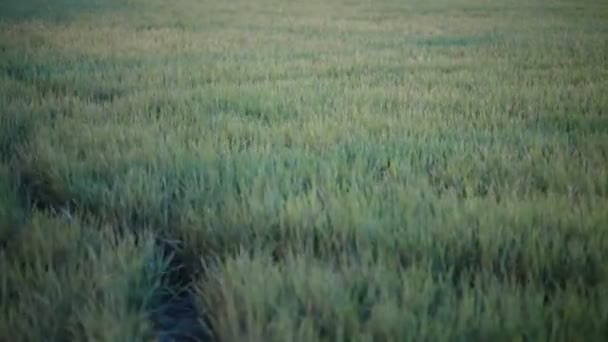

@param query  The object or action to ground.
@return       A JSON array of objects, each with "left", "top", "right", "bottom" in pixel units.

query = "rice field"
[{"left": 1, "top": 0, "right": 607, "bottom": 341}]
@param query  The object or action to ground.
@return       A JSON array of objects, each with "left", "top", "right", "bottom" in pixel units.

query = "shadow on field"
[
  {"left": 416, "top": 34, "right": 498, "bottom": 48},
  {"left": 153, "top": 238, "right": 213, "bottom": 342},
  {"left": 0, "top": 0, "right": 125, "bottom": 22},
  {"left": 2, "top": 62, "right": 125, "bottom": 104},
  {"left": 15, "top": 178, "right": 215, "bottom": 342},
  {"left": 6, "top": 127, "right": 215, "bottom": 341}
]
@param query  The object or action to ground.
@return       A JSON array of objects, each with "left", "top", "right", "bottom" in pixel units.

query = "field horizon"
[{"left": 1, "top": 0, "right": 607, "bottom": 341}]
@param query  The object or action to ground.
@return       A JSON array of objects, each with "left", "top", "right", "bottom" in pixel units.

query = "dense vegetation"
[{"left": 1, "top": 0, "right": 607, "bottom": 340}]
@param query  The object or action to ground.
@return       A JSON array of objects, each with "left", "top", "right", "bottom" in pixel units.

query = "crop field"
[{"left": 1, "top": 0, "right": 607, "bottom": 341}]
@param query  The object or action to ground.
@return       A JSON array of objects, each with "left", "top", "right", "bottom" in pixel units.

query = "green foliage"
[
  {"left": 1, "top": 0, "right": 607, "bottom": 340},
  {"left": 0, "top": 213, "right": 166, "bottom": 341}
]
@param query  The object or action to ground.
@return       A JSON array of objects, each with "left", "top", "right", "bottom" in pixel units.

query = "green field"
[{"left": 1, "top": 0, "right": 607, "bottom": 340}]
